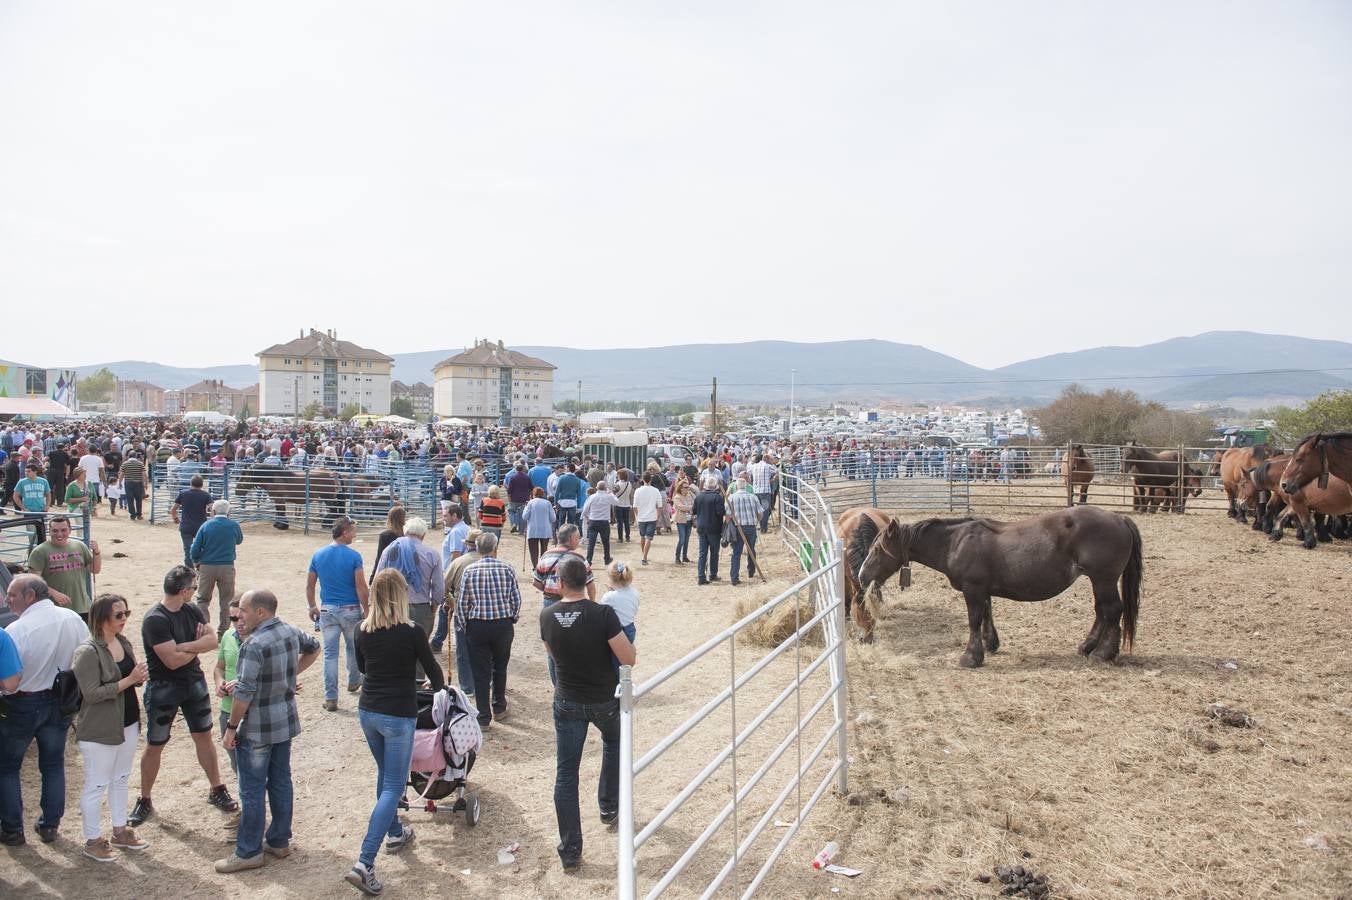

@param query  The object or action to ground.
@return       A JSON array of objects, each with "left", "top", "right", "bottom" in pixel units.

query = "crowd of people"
[{"left": 0, "top": 416, "right": 808, "bottom": 893}]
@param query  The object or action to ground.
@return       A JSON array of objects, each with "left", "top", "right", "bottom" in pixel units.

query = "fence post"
[
  {"left": 831, "top": 537, "right": 849, "bottom": 795},
  {"left": 869, "top": 459, "right": 878, "bottom": 508},
  {"left": 303, "top": 470, "right": 312, "bottom": 535},
  {"left": 1065, "top": 442, "right": 1074, "bottom": 507},
  {"left": 149, "top": 466, "right": 157, "bottom": 524},
  {"left": 1177, "top": 444, "right": 1185, "bottom": 515},
  {"left": 617, "top": 664, "right": 636, "bottom": 900}
]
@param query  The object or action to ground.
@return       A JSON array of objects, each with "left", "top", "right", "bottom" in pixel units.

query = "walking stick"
[{"left": 731, "top": 515, "right": 769, "bottom": 584}]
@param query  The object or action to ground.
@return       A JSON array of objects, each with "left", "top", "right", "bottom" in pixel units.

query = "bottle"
[{"left": 811, "top": 842, "right": 839, "bottom": 870}]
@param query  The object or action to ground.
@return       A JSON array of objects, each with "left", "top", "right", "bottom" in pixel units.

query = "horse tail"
[{"left": 1120, "top": 516, "right": 1143, "bottom": 652}]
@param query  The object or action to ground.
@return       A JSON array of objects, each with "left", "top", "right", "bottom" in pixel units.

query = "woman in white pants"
[{"left": 70, "top": 593, "right": 149, "bottom": 862}]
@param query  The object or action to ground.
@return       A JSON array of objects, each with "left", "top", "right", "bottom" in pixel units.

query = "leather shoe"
[{"left": 36, "top": 822, "right": 58, "bottom": 843}]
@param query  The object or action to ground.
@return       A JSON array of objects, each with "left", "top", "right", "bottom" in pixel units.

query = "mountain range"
[{"left": 74, "top": 331, "right": 1352, "bottom": 407}]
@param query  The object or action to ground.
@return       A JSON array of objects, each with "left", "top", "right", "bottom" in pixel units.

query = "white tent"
[
  {"left": 180, "top": 410, "right": 237, "bottom": 425},
  {"left": 0, "top": 397, "right": 79, "bottom": 419},
  {"left": 437, "top": 417, "right": 473, "bottom": 427},
  {"left": 378, "top": 414, "right": 416, "bottom": 425}
]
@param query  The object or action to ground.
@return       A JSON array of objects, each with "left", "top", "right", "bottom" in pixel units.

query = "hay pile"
[{"left": 735, "top": 584, "right": 826, "bottom": 649}]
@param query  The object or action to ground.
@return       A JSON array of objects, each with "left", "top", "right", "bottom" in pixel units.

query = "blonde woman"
[
  {"left": 347, "top": 570, "right": 444, "bottom": 896},
  {"left": 671, "top": 479, "right": 695, "bottom": 564}
]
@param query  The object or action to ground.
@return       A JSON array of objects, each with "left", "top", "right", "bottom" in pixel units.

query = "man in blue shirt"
[
  {"left": 13, "top": 463, "right": 51, "bottom": 548},
  {"left": 553, "top": 463, "right": 584, "bottom": 528},
  {"left": 305, "top": 516, "right": 368, "bottom": 712},
  {"left": 0, "top": 628, "right": 21, "bottom": 693},
  {"left": 430, "top": 504, "right": 470, "bottom": 653},
  {"left": 172, "top": 475, "right": 214, "bottom": 569},
  {"left": 191, "top": 500, "right": 245, "bottom": 637},
  {"left": 529, "top": 459, "right": 552, "bottom": 493}
]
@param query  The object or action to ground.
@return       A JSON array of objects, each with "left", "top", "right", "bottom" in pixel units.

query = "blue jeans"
[
  {"left": 235, "top": 737, "right": 293, "bottom": 859},
  {"left": 357, "top": 710, "right": 415, "bottom": 868},
  {"left": 697, "top": 529, "right": 720, "bottom": 582},
  {"left": 321, "top": 605, "right": 364, "bottom": 701},
  {"left": 558, "top": 505, "right": 580, "bottom": 528},
  {"left": 0, "top": 692, "right": 70, "bottom": 833},
  {"left": 507, "top": 502, "right": 525, "bottom": 532},
  {"left": 610, "top": 623, "right": 636, "bottom": 676},
  {"left": 674, "top": 522, "right": 691, "bottom": 561},
  {"left": 552, "top": 697, "right": 620, "bottom": 864},
  {"left": 180, "top": 530, "right": 195, "bottom": 568},
  {"left": 542, "top": 596, "right": 560, "bottom": 686},
  {"left": 756, "top": 493, "right": 772, "bottom": 532},
  {"left": 431, "top": 604, "right": 449, "bottom": 649},
  {"left": 730, "top": 527, "right": 757, "bottom": 583}
]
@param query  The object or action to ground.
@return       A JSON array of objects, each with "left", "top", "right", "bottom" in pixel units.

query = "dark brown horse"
[
  {"left": 1219, "top": 445, "right": 1270, "bottom": 522},
  {"left": 1121, "top": 444, "right": 1199, "bottom": 513},
  {"left": 1065, "top": 444, "right": 1094, "bottom": 505},
  {"left": 1243, "top": 454, "right": 1292, "bottom": 533},
  {"left": 1281, "top": 433, "right": 1352, "bottom": 496},
  {"left": 837, "top": 506, "right": 896, "bottom": 642},
  {"left": 1266, "top": 464, "right": 1352, "bottom": 549},
  {"left": 857, "top": 505, "right": 1142, "bottom": 668},
  {"left": 232, "top": 464, "right": 343, "bottom": 529}
]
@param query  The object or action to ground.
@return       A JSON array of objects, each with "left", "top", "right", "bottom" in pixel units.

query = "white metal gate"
[{"left": 616, "top": 475, "right": 848, "bottom": 898}]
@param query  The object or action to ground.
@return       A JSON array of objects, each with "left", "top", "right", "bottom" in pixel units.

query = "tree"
[
  {"left": 338, "top": 403, "right": 362, "bottom": 422},
  {"left": 389, "top": 397, "right": 415, "bottom": 418},
  {"left": 81, "top": 368, "right": 116, "bottom": 404},
  {"left": 1270, "top": 390, "right": 1352, "bottom": 445},
  {"left": 1032, "top": 385, "right": 1216, "bottom": 447},
  {"left": 301, "top": 401, "right": 324, "bottom": 420}
]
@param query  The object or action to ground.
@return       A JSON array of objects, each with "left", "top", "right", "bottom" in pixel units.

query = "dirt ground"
[{"left": 3, "top": 504, "right": 1350, "bottom": 899}]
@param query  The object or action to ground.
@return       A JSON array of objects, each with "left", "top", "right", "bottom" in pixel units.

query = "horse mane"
[
  {"left": 1302, "top": 432, "right": 1352, "bottom": 447},
  {"left": 846, "top": 515, "right": 882, "bottom": 581}
]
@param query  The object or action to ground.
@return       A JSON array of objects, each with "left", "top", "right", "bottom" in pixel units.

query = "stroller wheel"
[{"left": 466, "top": 794, "right": 481, "bottom": 827}]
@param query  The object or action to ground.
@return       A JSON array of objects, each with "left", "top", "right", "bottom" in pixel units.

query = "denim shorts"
[
  {"left": 143, "top": 677, "right": 214, "bottom": 745},
  {"left": 637, "top": 521, "right": 657, "bottom": 539}
]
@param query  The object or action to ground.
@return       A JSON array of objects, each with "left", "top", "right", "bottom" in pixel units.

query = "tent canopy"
[
  {"left": 378, "top": 414, "right": 416, "bottom": 425},
  {"left": 0, "top": 397, "right": 78, "bottom": 418}
]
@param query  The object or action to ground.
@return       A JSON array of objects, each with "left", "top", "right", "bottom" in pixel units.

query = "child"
[
  {"left": 601, "top": 561, "right": 639, "bottom": 675},
  {"left": 104, "top": 472, "right": 123, "bottom": 516}
]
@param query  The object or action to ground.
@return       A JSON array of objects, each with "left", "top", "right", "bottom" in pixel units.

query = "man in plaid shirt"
[
  {"left": 726, "top": 475, "right": 763, "bottom": 585},
  {"left": 454, "top": 532, "right": 523, "bottom": 727},
  {"left": 746, "top": 453, "right": 778, "bottom": 534},
  {"left": 217, "top": 589, "right": 320, "bottom": 874}
]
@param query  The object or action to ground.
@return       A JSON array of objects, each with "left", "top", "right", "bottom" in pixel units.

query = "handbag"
[
  {"left": 53, "top": 669, "right": 83, "bottom": 717},
  {"left": 721, "top": 519, "right": 736, "bottom": 547}
]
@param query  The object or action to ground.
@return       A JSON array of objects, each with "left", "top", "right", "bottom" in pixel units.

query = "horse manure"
[
  {"left": 994, "top": 863, "right": 1051, "bottom": 898},
  {"left": 1206, "top": 703, "right": 1256, "bottom": 728},
  {"left": 110, "top": 538, "right": 124, "bottom": 544}
]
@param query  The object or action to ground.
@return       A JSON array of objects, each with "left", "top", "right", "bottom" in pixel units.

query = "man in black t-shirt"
[
  {"left": 129, "top": 565, "right": 237, "bottom": 826},
  {"left": 539, "top": 555, "right": 635, "bottom": 871},
  {"left": 172, "top": 475, "right": 214, "bottom": 568}
]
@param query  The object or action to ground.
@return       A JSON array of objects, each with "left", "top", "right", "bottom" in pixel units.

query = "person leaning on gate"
[
  {"left": 539, "top": 555, "right": 636, "bottom": 871},
  {"left": 216, "top": 589, "right": 320, "bottom": 874},
  {"left": 129, "top": 565, "right": 237, "bottom": 827},
  {"left": 191, "top": 500, "right": 244, "bottom": 637},
  {"left": 306, "top": 516, "right": 370, "bottom": 713},
  {"left": 0, "top": 574, "right": 89, "bottom": 847}
]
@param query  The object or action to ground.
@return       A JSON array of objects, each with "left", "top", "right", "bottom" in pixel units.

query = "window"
[{"left": 284, "top": 358, "right": 291, "bottom": 365}]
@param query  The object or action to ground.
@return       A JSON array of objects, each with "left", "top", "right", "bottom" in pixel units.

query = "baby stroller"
[{"left": 401, "top": 684, "right": 482, "bottom": 825}]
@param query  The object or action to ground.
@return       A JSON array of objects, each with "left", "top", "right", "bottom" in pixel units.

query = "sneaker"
[
  {"left": 492, "top": 704, "right": 509, "bottom": 722},
  {"left": 110, "top": 828, "right": 149, "bottom": 851},
  {"left": 36, "top": 822, "right": 58, "bottom": 843},
  {"left": 641, "top": 559, "right": 649, "bottom": 565},
  {"left": 83, "top": 837, "right": 115, "bottom": 863},
  {"left": 0, "top": 829, "right": 25, "bottom": 847},
  {"left": 384, "top": 821, "right": 415, "bottom": 854},
  {"left": 263, "top": 841, "right": 291, "bottom": 859},
  {"left": 345, "top": 862, "right": 385, "bottom": 895},
  {"left": 323, "top": 699, "right": 338, "bottom": 712},
  {"left": 600, "top": 809, "right": 618, "bottom": 826},
  {"left": 128, "top": 797, "right": 153, "bottom": 826},
  {"left": 207, "top": 785, "right": 240, "bottom": 812},
  {"left": 214, "top": 852, "right": 266, "bottom": 873}
]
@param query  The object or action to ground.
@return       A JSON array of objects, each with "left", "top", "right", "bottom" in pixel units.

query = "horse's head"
[
  {"left": 1282, "top": 435, "right": 1327, "bottom": 495},
  {"left": 858, "top": 518, "right": 912, "bottom": 593}
]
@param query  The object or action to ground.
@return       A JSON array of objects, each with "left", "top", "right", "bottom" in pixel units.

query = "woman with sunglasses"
[
  {"left": 70, "top": 592, "right": 150, "bottom": 862},
  {"left": 212, "top": 596, "right": 249, "bottom": 814}
]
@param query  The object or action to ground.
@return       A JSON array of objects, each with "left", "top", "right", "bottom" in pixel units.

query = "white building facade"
[
  {"left": 257, "top": 328, "right": 393, "bottom": 417},
  {"left": 432, "top": 339, "right": 555, "bottom": 426}
]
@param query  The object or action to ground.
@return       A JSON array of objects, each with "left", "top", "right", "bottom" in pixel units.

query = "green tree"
[
  {"left": 338, "top": 403, "right": 362, "bottom": 422},
  {"left": 301, "top": 401, "right": 324, "bottom": 420},
  {"left": 1270, "top": 390, "right": 1352, "bottom": 445},
  {"left": 389, "top": 397, "right": 415, "bottom": 418},
  {"left": 1032, "top": 385, "right": 1216, "bottom": 447},
  {"left": 81, "top": 368, "right": 116, "bottom": 404}
]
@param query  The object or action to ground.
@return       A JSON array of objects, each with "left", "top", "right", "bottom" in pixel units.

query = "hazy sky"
[{"left": 2, "top": 2, "right": 1348, "bottom": 370}]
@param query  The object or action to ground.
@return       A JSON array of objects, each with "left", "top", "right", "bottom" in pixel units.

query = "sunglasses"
[
  {"left": 113, "top": 611, "right": 130, "bottom": 621},
  {"left": 229, "top": 615, "right": 241, "bottom": 622}
]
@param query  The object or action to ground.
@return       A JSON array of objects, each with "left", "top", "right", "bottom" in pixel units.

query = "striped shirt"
[
  {"left": 727, "top": 489, "right": 762, "bottom": 527},
  {"left": 119, "top": 457, "right": 146, "bottom": 485},
  {"left": 454, "top": 557, "right": 523, "bottom": 631}
]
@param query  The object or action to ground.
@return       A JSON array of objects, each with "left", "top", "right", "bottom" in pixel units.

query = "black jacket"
[{"left": 692, "top": 488, "right": 725, "bottom": 532}]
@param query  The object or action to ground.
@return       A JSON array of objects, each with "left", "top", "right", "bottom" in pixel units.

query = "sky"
[{"left": 1, "top": 2, "right": 1349, "bottom": 370}]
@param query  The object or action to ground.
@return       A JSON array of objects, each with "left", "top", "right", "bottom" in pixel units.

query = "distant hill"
[{"left": 69, "top": 332, "right": 1352, "bottom": 406}]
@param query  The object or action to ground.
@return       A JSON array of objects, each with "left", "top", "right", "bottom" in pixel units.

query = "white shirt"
[
  {"left": 633, "top": 484, "right": 662, "bottom": 522},
  {"left": 4, "top": 599, "right": 88, "bottom": 694},
  {"left": 602, "top": 586, "right": 640, "bottom": 627},
  {"left": 78, "top": 453, "right": 105, "bottom": 484},
  {"left": 583, "top": 491, "right": 618, "bottom": 522}
]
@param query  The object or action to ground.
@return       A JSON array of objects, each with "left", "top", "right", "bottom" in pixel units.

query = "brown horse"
[
  {"left": 1267, "top": 466, "right": 1352, "bottom": 549},
  {"left": 232, "top": 464, "right": 344, "bottom": 529},
  {"left": 1243, "top": 454, "right": 1292, "bottom": 533},
  {"left": 1280, "top": 432, "right": 1352, "bottom": 496},
  {"left": 1121, "top": 444, "right": 1199, "bottom": 513},
  {"left": 857, "top": 505, "right": 1142, "bottom": 668},
  {"left": 1065, "top": 444, "right": 1094, "bottom": 505},
  {"left": 837, "top": 506, "right": 895, "bottom": 642},
  {"left": 1219, "top": 445, "right": 1270, "bottom": 522}
]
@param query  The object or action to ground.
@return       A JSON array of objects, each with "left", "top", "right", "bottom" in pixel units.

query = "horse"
[
  {"left": 1266, "top": 465, "right": 1352, "bottom": 549},
  {"left": 836, "top": 506, "right": 897, "bottom": 642},
  {"left": 232, "top": 464, "right": 344, "bottom": 529},
  {"left": 1121, "top": 444, "right": 1198, "bottom": 513},
  {"left": 1065, "top": 444, "right": 1094, "bottom": 505},
  {"left": 1243, "top": 455, "right": 1292, "bottom": 534},
  {"left": 857, "top": 505, "right": 1142, "bottom": 668},
  {"left": 1280, "top": 432, "right": 1352, "bottom": 497},
  {"left": 1218, "top": 445, "right": 1271, "bottom": 522}
]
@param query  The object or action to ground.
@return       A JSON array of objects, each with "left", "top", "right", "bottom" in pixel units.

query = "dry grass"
[{"left": 734, "top": 582, "right": 825, "bottom": 650}]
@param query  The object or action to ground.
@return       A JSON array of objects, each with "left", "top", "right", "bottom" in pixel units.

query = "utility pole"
[
  {"left": 790, "top": 369, "right": 796, "bottom": 438},
  {"left": 577, "top": 380, "right": 582, "bottom": 421},
  {"left": 711, "top": 376, "right": 718, "bottom": 437}
]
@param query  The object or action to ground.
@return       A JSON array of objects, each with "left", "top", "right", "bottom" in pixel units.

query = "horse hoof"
[
  {"left": 958, "top": 651, "right": 983, "bottom": 669},
  {"left": 1077, "top": 640, "right": 1097, "bottom": 656},
  {"left": 1091, "top": 646, "right": 1119, "bottom": 663}
]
